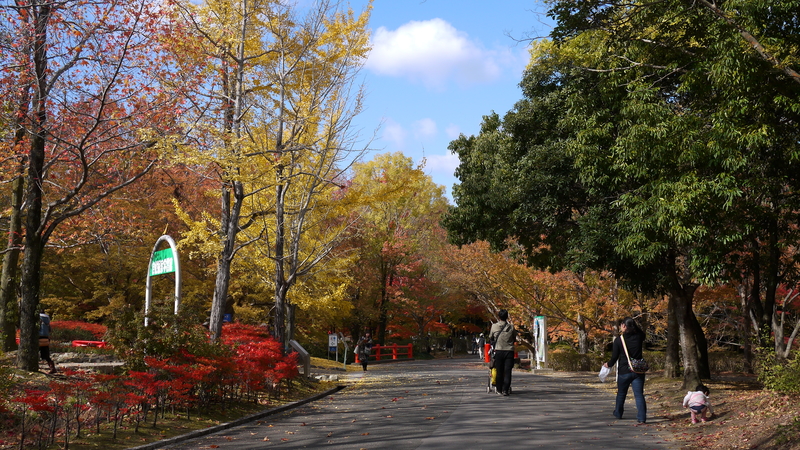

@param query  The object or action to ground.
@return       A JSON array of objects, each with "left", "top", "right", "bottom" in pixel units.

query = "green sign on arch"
[
  {"left": 144, "top": 235, "right": 181, "bottom": 327},
  {"left": 149, "top": 248, "right": 175, "bottom": 276}
]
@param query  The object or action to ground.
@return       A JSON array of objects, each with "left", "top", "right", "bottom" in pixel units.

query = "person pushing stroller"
[{"left": 489, "top": 309, "right": 517, "bottom": 396}]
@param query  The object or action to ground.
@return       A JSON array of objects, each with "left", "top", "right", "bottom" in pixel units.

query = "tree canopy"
[{"left": 444, "top": 0, "right": 800, "bottom": 387}]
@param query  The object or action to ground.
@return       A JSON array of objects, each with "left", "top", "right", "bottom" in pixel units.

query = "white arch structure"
[{"left": 144, "top": 235, "right": 181, "bottom": 327}]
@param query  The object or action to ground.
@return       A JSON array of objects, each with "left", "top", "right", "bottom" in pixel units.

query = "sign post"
[
  {"left": 329, "top": 334, "right": 338, "bottom": 361},
  {"left": 533, "top": 316, "right": 547, "bottom": 369},
  {"left": 144, "top": 235, "right": 181, "bottom": 327}
]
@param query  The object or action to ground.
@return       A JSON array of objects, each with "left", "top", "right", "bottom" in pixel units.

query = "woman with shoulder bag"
[{"left": 603, "top": 317, "right": 647, "bottom": 423}]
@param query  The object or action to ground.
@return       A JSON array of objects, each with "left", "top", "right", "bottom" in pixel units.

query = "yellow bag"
[{"left": 490, "top": 368, "right": 497, "bottom": 385}]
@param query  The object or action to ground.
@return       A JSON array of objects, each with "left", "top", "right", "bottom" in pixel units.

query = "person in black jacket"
[
  {"left": 603, "top": 317, "right": 647, "bottom": 423},
  {"left": 356, "top": 333, "right": 373, "bottom": 371}
]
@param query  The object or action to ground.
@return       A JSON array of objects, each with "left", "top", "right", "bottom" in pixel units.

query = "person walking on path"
[
  {"left": 489, "top": 309, "right": 517, "bottom": 396},
  {"left": 39, "top": 309, "right": 57, "bottom": 374},
  {"left": 356, "top": 333, "right": 373, "bottom": 371},
  {"left": 446, "top": 336, "right": 454, "bottom": 358},
  {"left": 476, "top": 333, "right": 486, "bottom": 359},
  {"left": 604, "top": 317, "right": 647, "bottom": 423}
]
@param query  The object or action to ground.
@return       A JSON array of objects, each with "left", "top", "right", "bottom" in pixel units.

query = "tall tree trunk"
[
  {"left": 1, "top": 82, "right": 30, "bottom": 352},
  {"left": 209, "top": 182, "right": 243, "bottom": 341},
  {"left": 665, "top": 252, "right": 702, "bottom": 389},
  {"left": 764, "top": 217, "right": 782, "bottom": 355},
  {"left": 209, "top": 4, "right": 248, "bottom": 342},
  {"left": 19, "top": 142, "right": 46, "bottom": 371},
  {"left": 286, "top": 303, "right": 296, "bottom": 342},
  {"left": 1, "top": 168, "right": 25, "bottom": 352},
  {"left": 737, "top": 283, "right": 754, "bottom": 374},
  {"left": 17, "top": 0, "right": 51, "bottom": 371},
  {"left": 273, "top": 179, "right": 287, "bottom": 346},
  {"left": 748, "top": 240, "right": 764, "bottom": 338},
  {"left": 673, "top": 289, "right": 701, "bottom": 389},
  {"left": 663, "top": 294, "right": 680, "bottom": 378},
  {"left": 576, "top": 313, "right": 589, "bottom": 355},
  {"left": 690, "top": 308, "right": 711, "bottom": 378}
]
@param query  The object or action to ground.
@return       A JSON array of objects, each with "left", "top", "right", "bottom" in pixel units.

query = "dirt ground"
[{"left": 584, "top": 371, "right": 800, "bottom": 449}]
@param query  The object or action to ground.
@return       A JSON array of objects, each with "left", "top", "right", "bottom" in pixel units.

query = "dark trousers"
[
  {"left": 615, "top": 372, "right": 647, "bottom": 422},
  {"left": 493, "top": 350, "right": 515, "bottom": 393},
  {"left": 39, "top": 337, "right": 53, "bottom": 364}
]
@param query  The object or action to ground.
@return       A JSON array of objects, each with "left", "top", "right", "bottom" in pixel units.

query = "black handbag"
[{"left": 621, "top": 335, "right": 649, "bottom": 374}]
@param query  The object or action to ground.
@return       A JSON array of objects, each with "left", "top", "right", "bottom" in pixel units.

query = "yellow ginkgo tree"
[{"left": 173, "top": 0, "right": 372, "bottom": 343}]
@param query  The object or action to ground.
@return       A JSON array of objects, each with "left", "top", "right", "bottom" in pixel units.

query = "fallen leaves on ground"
[{"left": 587, "top": 372, "right": 800, "bottom": 450}]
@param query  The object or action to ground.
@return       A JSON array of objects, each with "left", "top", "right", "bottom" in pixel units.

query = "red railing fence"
[{"left": 355, "top": 343, "right": 413, "bottom": 362}]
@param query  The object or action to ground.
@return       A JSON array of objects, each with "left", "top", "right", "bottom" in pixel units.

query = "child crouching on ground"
[{"left": 683, "top": 384, "right": 713, "bottom": 424}]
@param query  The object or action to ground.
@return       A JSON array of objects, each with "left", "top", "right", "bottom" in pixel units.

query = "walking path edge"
[{"left": 127, "top": 384, "right": 347, "bottom": 450}]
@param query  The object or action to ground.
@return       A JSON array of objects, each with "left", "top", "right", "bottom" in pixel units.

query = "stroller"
[
  {"left": 485, "top": 343, "right": 512, "bottom": 394},
  {"left": 486, "top": 343, "right": 496, "bottom": 393}
]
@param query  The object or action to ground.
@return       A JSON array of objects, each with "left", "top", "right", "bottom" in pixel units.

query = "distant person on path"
[
  {"left": 39, "top": 309, "right": 57, "bottom": 374},
  {"left": 683, "top": 384, "right": 713, "bottom": 424},
  {"left": 356, "top": 333, "right": 373, "bottom": 371},
  {"left": 446, "top": 336, "right": 454, "bottom": 358},
  {"left": 604, "top": 317, "right": 647, "bottom": 423},
  {"left": 489, "top": 309, "right": 517, "bottom": 396},
  {"left": 476, "top": 333, "right": 486, "bottom": 359},
  {"left": 471, "top": 335, "right": 478, "bottom": 355}
]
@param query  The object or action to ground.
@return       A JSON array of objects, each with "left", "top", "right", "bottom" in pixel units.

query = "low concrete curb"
[{"left": 128, "top": 384, "right": 347, "bottom": 450}]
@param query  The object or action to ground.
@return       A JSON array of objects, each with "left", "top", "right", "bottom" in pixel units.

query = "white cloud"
[
  {"left": 367, "top": 18, "right": 504, "bottom": 89},
  {"left": 445, "top": 124, "right": 461, "bottom": 139},
  {"left": 413, "top": 118, "right": 438, "bottom": 139},
  {"left": 380, "top": 119, "right": 407, "bottom": 149},
  {"left": 423, "top": 152, "right": 460, "bottom": 176}
]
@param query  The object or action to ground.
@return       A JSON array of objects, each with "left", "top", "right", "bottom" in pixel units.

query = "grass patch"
[
  {"left": 62, "top": 402, "right": 267, "bottom": 450},
  {"left": 310, "top": 356, "right": 360, "bottom": 372}
]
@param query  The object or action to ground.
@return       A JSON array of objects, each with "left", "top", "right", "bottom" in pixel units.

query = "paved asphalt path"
[{"left": 165, "top": 358, "right": 673, "bottom": 450}]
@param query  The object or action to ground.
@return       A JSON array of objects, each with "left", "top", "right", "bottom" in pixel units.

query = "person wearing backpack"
[
  {"left": 603, "top": 317, "right": 647, "bottom": 423},
  {"left": 489, "top": 309, "right": 517, "bottom": 396},
  {"left": 39, "top": 308, "right": 57, "bottom": 374}
]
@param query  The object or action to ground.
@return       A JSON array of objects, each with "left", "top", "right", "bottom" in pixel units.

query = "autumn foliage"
[
  {"left": 1, "top": 324, "right": 297, "bottom": 448},
  {"left": 50, "top": 321, "right": 108, "bottom": 341}
]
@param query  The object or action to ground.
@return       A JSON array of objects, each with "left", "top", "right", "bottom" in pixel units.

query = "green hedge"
[{"left": 758, "top": 352, "right": 800, "bottom": 395}]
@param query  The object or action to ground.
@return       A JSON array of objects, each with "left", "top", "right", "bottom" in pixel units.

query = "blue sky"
[{"left": 350, "top": 0, "right": 554, "bottom": 201}]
